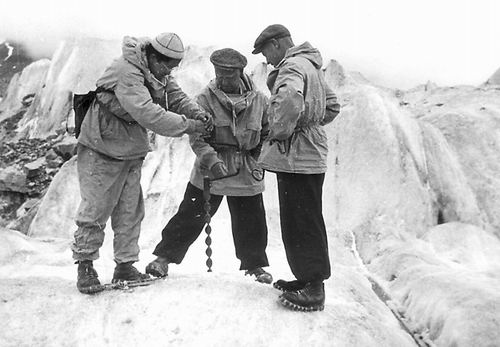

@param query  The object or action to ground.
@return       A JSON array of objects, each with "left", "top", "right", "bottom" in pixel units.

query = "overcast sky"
[{"left": 1, "top": 0, "right": 499, "bottom": 88}]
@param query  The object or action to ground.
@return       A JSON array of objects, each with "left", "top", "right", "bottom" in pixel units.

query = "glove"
[
  {"left": 195, "top": 112, "right": 214, "bottom": 132},
  {"left": 187, "top": 119, "right": 210, "bottom": 136},
  {"left": 210, "top": 162, "right": 229, "bottom": 179}
]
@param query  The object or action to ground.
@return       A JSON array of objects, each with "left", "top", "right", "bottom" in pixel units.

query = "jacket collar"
[{"left": 208, "top": 73, "right": 257, "bottom": 113}]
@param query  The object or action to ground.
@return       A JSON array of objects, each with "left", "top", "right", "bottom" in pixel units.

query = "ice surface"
[
  {"left": 2, "top": 37, "right": 500, "bottom": 346},
  {"left": 0, "top": 59, "right": 50, "bottom": 123}
]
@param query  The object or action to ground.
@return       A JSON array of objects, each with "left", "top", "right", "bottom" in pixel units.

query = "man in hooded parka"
[
  {"left": 145, "top": 48, "right": 273, "bottom": 283},
  {"left": 252, "top": 24, "right": 341, "bottom": 311},
  {"left": 72, "top": 32, "right": 211, "bottom": 294}
]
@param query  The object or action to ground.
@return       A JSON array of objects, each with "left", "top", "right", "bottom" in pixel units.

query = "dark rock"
[
  {"left": 46, "top": 157, "right": 64, "bottom": 169},
  {"left": 0, "top": 166, "right": 28, "bottom": 193},
  {"left": 45, "top": 149, "right": 58, "bottom": 160},
  {"left": 8, "top": 198, "right": 41, "bottom": 234},
  {"left": 0, "top": 190, "right": 26, "bottom": 224},
  {"left": 0, "top": 41, "right": 35, "bottom": 99},
  {"left": 23, "top": 157, "right": 46, "bottom": 178},
  {"left": 15, "top": 198, "right": 39, "bottom": 218},
  {"left": 0, "top": 109, "right": 27, "bottom": 145},
  {"left": 52, "top": 136, "right": 77, "bottom": 160},
  {"left": 46, "top": 134, "right": 59, "bottom": 142}
]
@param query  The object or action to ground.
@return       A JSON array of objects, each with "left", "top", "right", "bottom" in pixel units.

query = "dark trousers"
[
  {"left": 276, "top": 172, "right": 331, "bottom": 282},
  {"left": 153, "top": 183, "right": 269, "bottom": 270}
]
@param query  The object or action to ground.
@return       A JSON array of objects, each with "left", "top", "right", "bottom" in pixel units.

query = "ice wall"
[{"left": 6, "top": 37, "right": 500, "bottom": 346}]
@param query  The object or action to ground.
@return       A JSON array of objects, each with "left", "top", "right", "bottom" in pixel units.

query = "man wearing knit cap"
[
  {"left": 146, "top": 48, "right": 273, "bottom": 284},
  {"left": 72, "top": 32, "right": 212, "bottom": 294},
  {"left": 252, "top": 24, "right": 341, "bottom": 311}
]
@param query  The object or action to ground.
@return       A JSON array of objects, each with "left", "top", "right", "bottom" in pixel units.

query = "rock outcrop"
[{"left": 0, "top": 41, "right": 36, "bottom": 100}]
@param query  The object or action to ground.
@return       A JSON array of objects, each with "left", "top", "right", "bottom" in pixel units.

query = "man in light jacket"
[
  {"left": 146, "top": 48, "right": 272, "bottom": 284},
  {"left": 252, "top": 24, "right": 341, "bottom": 311},
  {"left": 73, "top": 32, "right": 211, "bottom": 294}
]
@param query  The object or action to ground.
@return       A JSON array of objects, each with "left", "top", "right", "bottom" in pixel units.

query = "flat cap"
[
  {"left": 252, "top": 24, "right": 290, "bottom": 54},
  {"left": 151, "top": 32, "right": 184, "bottom": 60},
  {"left": 210, "top": 48, "right": 247, "bottom": 69}
]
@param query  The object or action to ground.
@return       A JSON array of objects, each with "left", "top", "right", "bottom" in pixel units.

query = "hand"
[
  {"left": 192, "top": 120, "right": 210, "bottom": 136},
  {"left": 210, "top": 162, "right": 229, "bottom": 179},
  {"left": 195, "top": 112, "right": 210, "bottom": 122},
  {"left": 196, "top": 112, "right": 214, "bottom": 132}
]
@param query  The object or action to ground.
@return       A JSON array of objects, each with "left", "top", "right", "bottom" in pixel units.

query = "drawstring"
[{"left": 231, "top": 108, "right": 237, "bottom": 137}]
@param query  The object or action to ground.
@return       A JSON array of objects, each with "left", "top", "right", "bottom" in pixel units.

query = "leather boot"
[
  {"left": 76, "top": 260, "right": 103, "bottom": 294},
  {"left": 145, "top": 257, "right": 169, "bottom": 278},
  {"left": 279, "top": 280, "right": 325, "bottom": 312},
  {"left": 245, "top": 267, "right": 273, "bottom": 284},
  {"left": 112, "top": 261, "right": 150, "bottom": 283},
  {"left": 273, "top": 279, "right": 307, "bottom": 292}
]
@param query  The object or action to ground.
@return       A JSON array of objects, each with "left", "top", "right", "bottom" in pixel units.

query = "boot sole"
[
  {"left": 111, "top": 277, "right": 154, "bottom": 285},
  {"left": 278, "top": 296, "right": 325, "bottom": 312},
  {"left": 256, "top": 277, "right": 273, "bottom": 284},
  {"left": 145, "top": 263, "right": 168, "bottom": 278},
  {"left": 77, "top": 284, "right": 105, "bottom": 294},
  {"left": 83, "top": 277, "right": 165, "bottom": 293},
  {"left": 145, "top": 268, "right": 168, "bottom": 278}
]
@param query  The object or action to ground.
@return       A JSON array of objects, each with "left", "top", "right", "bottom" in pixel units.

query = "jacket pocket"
[
  {"left": 214, "top": 117, "right": 232, "bottom": 127},
  {"left": 241, "top": 119, "right": 261, "bottom": 149},
  {"left": 245, "top": 118, "right": 261, "bottom": 131},
  {"left": 99, "top": 107, "right": 114, "bottom": 138},
  {"left": 210, "top": 118, "right": 234, "bottom": 145}
]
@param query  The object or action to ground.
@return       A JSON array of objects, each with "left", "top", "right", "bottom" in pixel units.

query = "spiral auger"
[{"left": 203, "top": 176, "right": 213, "bottom": 272}]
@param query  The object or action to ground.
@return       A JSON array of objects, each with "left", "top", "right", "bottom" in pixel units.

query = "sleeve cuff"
[{"left": 185, "top": 119, "right": 197, "bottom": 134}]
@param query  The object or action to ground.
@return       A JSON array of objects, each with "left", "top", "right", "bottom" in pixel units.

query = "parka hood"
[
  {"left": 121, "top": 36, "right": 168, "bottom": 87},
  {"left": 284, "top": 41, "right": 323, "bottom": 69},
  {"left": 121, "top": 36, "right": 150, "bottom": 72}
]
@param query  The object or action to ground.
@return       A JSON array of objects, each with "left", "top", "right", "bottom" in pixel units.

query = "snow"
[
  {"left": 28, "top": 157, "right": 79, "bottom": 239},
  {"left": 485, "top": 67, "right": 500, "bottom": 85},
  {"left": 2, "top": 37, "right": 500, "bottom": 346},
  {"left": 404, "top": 85, "right": 500, "bottom": 237},
  {"left": 3, "top": 42, "right": 14, "bottom": 62},
  {"left": 0, "top": 59, "right": 50, "bottom": 123},
  {"left": 324, "top": 73, "right": 500, "bottom": 345},
  {"left": 0, "top": 223, "right": 416, "bottom": 346}
]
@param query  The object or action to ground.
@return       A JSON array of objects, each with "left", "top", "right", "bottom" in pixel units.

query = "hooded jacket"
[
  {"left": 78, "top": 36, "right": 205, "bottom": 160},
  {"left": 259, "top": 41, "right": 340, "bottom": 173},
  {"left": 189, "top": 74, "right": 269, "bottom": 196}
]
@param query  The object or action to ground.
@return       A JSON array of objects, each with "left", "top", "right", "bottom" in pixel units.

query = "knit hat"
[
  {"left": 151, "top": 32, "right": 185, "bottom": 60},
  {"left": 252, "top": 24, "right": 290, "bottom": 54},
  {"left": 210, "top": 48, "right": 247, "bottom": 69}
]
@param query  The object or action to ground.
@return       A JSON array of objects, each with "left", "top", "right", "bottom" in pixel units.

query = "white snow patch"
[{"left": 4, "top": 41, "right": 14, "bottom": 61}]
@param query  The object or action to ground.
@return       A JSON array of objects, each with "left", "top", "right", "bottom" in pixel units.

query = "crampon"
[{"left": 79, "top": 277, "right": 164, "bottom": 294}]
